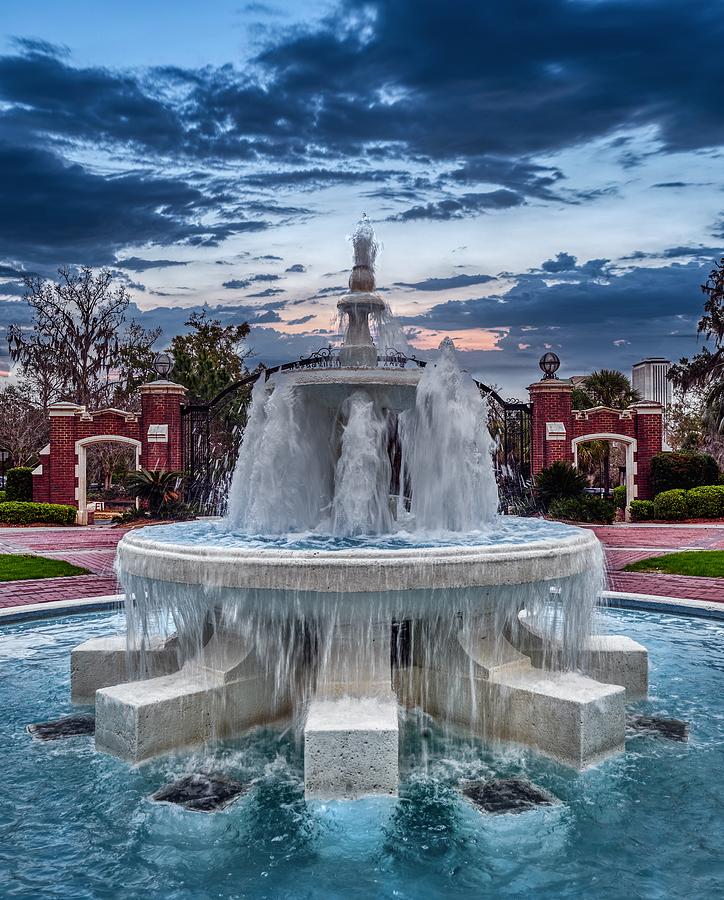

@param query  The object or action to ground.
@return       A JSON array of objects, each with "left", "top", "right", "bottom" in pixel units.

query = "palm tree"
[
  {"left": 127, "top": 469, "right": 183, "bottom": 516},
  {"left": 574, "top": 370, "right": 640, "bottom": 496}
]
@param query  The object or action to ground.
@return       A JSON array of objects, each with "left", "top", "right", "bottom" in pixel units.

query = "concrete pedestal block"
[
  {"left": 304, "top": 694, "right": 399, "bottom": 799},
  {"left": 418, "top": 665, "right": 625, "bottom": 768},
  {"left": 582, "top": 635, "right": 648, "bottom": 699},
  {"left": 491, "top": 669, "right": 625, "bottom": 767},
  {"left": 71, "top": 634, "right": 179, "bottom": 704},
  {"left": 513, "top": 612, "right": 648, "bottom": 699},
  {"left": 94, "top": 635, "right": 290, "bottom": 762}
]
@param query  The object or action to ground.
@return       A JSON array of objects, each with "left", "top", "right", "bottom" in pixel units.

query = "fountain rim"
[{"left": 116, "top": 526, "right": 601, "bottom": 592}]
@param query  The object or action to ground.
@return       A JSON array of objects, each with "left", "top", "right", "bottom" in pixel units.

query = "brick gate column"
[
  {"left": 46, "top": 402, "right": 84, "bottom": 506},
  {"left": 632, "top": 401, "right": 664, "bottom": 500},
  {"left": 139, "top": 381, "right": 187, "bottom": 471},
  {"left": 528, "top": 379, "right": 574, "bottom": 475}
]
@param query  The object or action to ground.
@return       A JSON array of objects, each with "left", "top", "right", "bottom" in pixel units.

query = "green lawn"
[
  {"left": 623, "top": 550, "right": 724, "bottom": 578},
  {"left": 0, "top": 554, "right": 89, "bottom": 582}
]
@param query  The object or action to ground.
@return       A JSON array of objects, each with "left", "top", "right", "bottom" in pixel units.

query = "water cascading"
[{"left": 73, "top": 214, "right": 648, "bottom": 800}]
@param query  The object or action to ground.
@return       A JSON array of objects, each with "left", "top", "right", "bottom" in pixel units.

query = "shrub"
[
  {"left": 650, "top": 452, "right": 720, "bottom": 495},
  {"left": 0, "top": 501, "right": 77, "bottom": 525},
  {"left": 685, "top": 485, "right": 724, "bottom": 519},
  {"left": 653, "top": 489, "right": 687, "bottom": 521},
  {"left": 534, "top": 462, "right": 587, "bottom": 508},
  {"left": 548, "top": 496, "right": 616, "bottom": 524},
  {"left": 612, "top": 485, "right": 626, "bottom": 509},
  {"left": 629, "top": 499, "right": 655, "bottom": 522},
  {"left": 5, "top": 467, "right": 33, "bottom": 501},
  {"left": 127, "top": 469, "right": 183, "bottom": 516},
  {"left": 0, "top": 490, "right": 5, "bottom": 502}
]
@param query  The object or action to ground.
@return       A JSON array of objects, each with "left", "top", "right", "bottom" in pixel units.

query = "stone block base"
[
  {"left": 304, "top": 694, "right": 399, "bottom": 799},
  {"left": 71, "top": 635, "right": 178, "bottom": 704}
]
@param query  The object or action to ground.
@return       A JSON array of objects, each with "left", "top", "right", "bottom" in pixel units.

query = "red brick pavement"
[
  {"left": 0, "top": 523, "right": 722, "bottom": 610},
  {"left": 0, "top": 575, "right": 119, "bottom": 608},
  {"left": 0, "top": 526, "right": 126, "bottom": 609},
  {"left": 588, "top": 524, "right": 724, "bottom": 602}
]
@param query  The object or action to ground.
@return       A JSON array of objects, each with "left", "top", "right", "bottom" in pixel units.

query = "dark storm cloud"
[
  {"left": 394, "top": 274, "right": 496, "bottom": 291},
  {"left": 247, "top": 287, "right": 286, "bottom": 297},
  {"left": 285, "top": 264, "right": 306, "bottom": 273},
  {"left": 0, "top": 142, "right": 270, "bottom": 267},
  {"left": 3, "top": 1, "right": 724, "bottom": 174},
  {"left": 286, "top": 315, "right": 316, "bottom": 325},
  {"left": 541, "top": 252, "right": 578, "bottom": 273},
  {"left": 621, "top": 245, "right": 724, "bottom": 261},
  {"left": 116, "top": 257, "right": 190, "bottom": 272},
  {"left": 222, "top": 274, "right": 282, "bottom": 289},
  {"left": 388, "top": 191, "right": 524, "bottom": 222},
  {"left": 401, "top": 260, "right": 707, "bottom": 332}
]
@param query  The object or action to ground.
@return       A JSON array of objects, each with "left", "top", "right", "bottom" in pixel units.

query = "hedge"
[
  {"left": 613, "top": 485, "right": 626, "bottom": 510},
  {"left": 650, "top": 452, "right": 720, "bottom": 495},
  {"left": 0, "top": 490, "right": 5, "bottom": 503},
  {"left": 629, "top": 499, "right": 654, "bottom": 522},
  {"left": 5, "top": 467, "right": 33, "bottom": 501},
  {"left": 653, "top": 489, "right": 688, "bottom": 521},
  {"left": 686, "top": 485, "right": 724, "bottom": 519},
  {"left": 0, "top": 502, "right": 77, "bottom": 525},
  {"left": 548, "top": 496, "right": 616, "bottom": 524}
]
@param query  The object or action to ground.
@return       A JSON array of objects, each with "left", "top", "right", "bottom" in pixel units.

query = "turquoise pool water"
[
  {"left": 130, "top": 516, "right": 583, "bottom": 552},
  {"left": 1, "top": 609, "right": 722, "bottom": 899}
]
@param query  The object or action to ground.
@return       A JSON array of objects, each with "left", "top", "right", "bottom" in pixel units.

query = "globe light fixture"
[
  {"left": 153, "top": 350, "right": 174, "bottom": 379},
  {"left": 539, "top": 352, "right": 560, "bottom": 379}
]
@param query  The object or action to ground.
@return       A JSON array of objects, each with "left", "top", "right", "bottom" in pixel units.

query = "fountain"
[{"left": 72, "top": 216, "right": 647, "bottom": 798}]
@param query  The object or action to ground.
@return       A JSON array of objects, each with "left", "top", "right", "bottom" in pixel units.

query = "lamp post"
[
  {"left": 539, "top": 352, "right": 560, "bottom": 380},
  {"left": 153, "top": 351, "right": 174, "bottom": 380}
]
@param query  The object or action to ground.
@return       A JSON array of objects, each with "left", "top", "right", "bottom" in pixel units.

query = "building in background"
[{"left": 632, "top": 358, "right": 672, "bottom": 408}]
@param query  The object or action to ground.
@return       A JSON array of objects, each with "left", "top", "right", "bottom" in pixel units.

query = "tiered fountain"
[{"left": 72, "top": 216, "right": 647, "bottom": 798}]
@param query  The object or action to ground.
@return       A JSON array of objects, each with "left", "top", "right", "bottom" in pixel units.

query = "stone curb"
[
  {"left": 0, "top": 594, "right": 124, "bottom": 625},
  {"left": 602, "top": 590, "right": 724, "bottom": 620}
]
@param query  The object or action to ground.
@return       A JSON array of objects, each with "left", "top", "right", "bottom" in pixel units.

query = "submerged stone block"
[
  {"left": 71, "top": 634, "right": 179, "bottom": 705},
  {"left": 462, "top": 778, "right": 558, "bottom": 814},
  {"left": 27, "top": 714, "right": 95, "bottom": 741},
  {"left": 627, "top": 714, "right": 689, "bottom": 742},
  {"left": 152, "top": 773, "right": 249, "bottom": 812},
  {"left": 304, "top": 694, "right": 399, "bottom": 800}
]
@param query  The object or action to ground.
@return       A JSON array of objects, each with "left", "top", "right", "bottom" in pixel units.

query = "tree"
[
  {"left": 169, "top": 311, "right": 251, "bottom": 403},
  {"left": 0, "top": 385, "right": 48, "bottom": 467},
  {"left": 573, "top": 369, "right": 640, "bottom": 495},
  {"left": 669, "top": 257, "right": 724, "bottom": 458},
  {"left": 573, "top": 369, "right": 640, "bottom": 411},
  {"left": 7, "top": 267, "right": 160, "bottom": 410}
]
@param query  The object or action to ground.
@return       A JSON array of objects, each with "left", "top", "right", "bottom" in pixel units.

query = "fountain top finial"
[{"left": 349, "top": 214, "right": 378, "bottom": 292}]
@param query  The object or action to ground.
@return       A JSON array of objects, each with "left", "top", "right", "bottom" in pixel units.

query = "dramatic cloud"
[
  {"left": 222, "top": 274, "right": 282, "bottom": 289},
  {"left": 116, "top": 258, "right": 190, "bottom": 272},
  {"left": 388, "top": 190, "right": 524, "bottom": 222},
  {"left": 394, "top": 274, "right": 496, "bottom": 291}
]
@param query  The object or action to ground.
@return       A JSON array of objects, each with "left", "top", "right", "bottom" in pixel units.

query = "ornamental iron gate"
[{"left": 181, "top": 348, "right": 533, "bottom": 514}]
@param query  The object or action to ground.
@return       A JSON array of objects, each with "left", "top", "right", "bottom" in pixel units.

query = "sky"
[{"left": 1, "top": 0, "right": 723, "bottom": 396}]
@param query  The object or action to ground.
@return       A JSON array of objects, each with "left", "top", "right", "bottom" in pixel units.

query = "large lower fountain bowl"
[{"left": 116, "top": 517, "right": 600, "bottom": 593}]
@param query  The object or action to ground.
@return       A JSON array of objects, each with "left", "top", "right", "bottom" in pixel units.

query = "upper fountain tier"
[{"left": 337, "top": 214, "right": 388, "bottom": 368}]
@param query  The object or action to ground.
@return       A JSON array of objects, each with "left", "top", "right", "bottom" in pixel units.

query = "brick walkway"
[
  {"left": 588, "top": 524, "right": 724, "bottom": 603},
  {"left": 0, "top": 522, "right": 721, "bottom": 610},
  {"left": 0, "top": 525, "right": 126, "bottom": 609}
]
